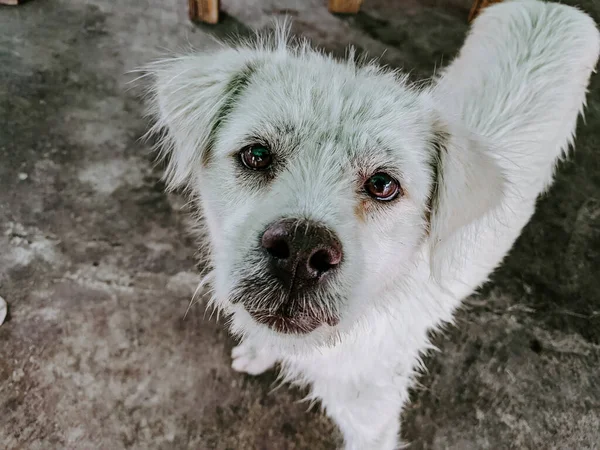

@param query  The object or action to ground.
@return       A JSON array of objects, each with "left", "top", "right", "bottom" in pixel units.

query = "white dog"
[{"left": 145, "top": 1, "right": 599, "bottom": 448}]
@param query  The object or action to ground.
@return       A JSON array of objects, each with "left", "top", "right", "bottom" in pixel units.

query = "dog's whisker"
[{"left": 184, "top": 271, "right": 215, "bottom": 320}]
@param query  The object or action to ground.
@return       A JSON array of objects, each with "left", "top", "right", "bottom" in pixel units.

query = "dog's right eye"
[
  {"left": 364, "top": 172, "right": 401, "bottom": 201},
  {"left": 239, "top": 145, "right": 272, "bottom": 171}
]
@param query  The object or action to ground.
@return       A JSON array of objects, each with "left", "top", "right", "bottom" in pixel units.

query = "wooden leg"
[
  {"left": 189, "top": 0, "right": 219, "bottom": 24},
  {"left": 468, "top": 0, "right": 503, "bottom": 23},
  {"left": 328, "top": 0, "right": 363, "bottom": 14}
]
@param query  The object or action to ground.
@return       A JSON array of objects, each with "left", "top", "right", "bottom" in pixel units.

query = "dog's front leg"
[{"left": 315, "top": 378, "right": 406, "bottom": 450}]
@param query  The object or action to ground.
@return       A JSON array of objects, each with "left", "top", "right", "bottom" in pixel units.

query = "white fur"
[{"left": 145, "top": 1, "right": 599, "bottom": 448}]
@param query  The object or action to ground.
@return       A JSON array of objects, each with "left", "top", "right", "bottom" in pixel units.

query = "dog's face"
[{"left": 147, "top": 31, "right": 502, "bottom": 350}]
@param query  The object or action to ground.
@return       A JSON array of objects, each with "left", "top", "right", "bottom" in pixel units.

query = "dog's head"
[{"left": 146, "top": 27, "right": 502, "bottom": 350}]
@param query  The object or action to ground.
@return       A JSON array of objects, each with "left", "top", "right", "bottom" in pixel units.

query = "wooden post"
[
  {"left": 328, "top": 0, "right": 363, "bottom": 14},
  {"left": 189, "top": 0, "right": 219, "bottom": 24},
  {"left": 468, "top": 0, "right": 503, "bottom": 23}
]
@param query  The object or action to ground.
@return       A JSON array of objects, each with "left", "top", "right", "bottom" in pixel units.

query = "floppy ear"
[
  {"left": 428, "top": 115, "right": 504, "bottom": 281},
  {"left": 145, "top": 48, "right": 258, "bottom": 190}
]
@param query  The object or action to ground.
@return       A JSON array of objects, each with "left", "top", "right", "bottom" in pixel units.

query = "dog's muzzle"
[
  {"left": 262, "top": 218, "right": 342, "bottom": 287},
  {"left": 244, "top": 218, "right": 343, "bottom": 334}
]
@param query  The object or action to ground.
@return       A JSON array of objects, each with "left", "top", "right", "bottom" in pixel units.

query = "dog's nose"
[{"left": 261, "top": 219, "right": 342, "bottom": 287}]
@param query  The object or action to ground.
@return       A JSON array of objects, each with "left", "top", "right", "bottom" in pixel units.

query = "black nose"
[{"left": 261, "top": 219, "right": 343, "bottom": 289}]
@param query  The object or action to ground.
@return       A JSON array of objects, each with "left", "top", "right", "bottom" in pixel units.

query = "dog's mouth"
[
  {"left": 247, "top": 306, "right": 339, "bottom": 334},
  {"left": 231, "top": 267, "right": 343, "bottom": 335}
]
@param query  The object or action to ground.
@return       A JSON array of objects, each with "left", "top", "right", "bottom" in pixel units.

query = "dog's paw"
[{"left": 231, "top": 341, "right": 277, "bottom": 376}]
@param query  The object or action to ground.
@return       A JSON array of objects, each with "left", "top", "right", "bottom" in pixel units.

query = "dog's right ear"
[{"left": 145, "top": 48, "right": 258, "bottom": 190}]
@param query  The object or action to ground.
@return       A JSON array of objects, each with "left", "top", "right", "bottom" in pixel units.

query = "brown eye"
[
  {"left": 240, "top": 145, "right": 272, "bottom": 170},
  {"left": 364, "top": 172, "right": 401, "bottom": 201}
]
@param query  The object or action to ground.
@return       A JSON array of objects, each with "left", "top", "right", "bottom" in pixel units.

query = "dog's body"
[{"left": 146, "top": 1, "right": 599, "bottom": 448}]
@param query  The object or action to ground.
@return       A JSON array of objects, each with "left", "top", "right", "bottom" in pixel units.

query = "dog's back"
[
  {"left": 437, "top": 1, "right": 599, "bottom": 194},
  {"left": 431, "top": 1, "right": 600, "bottom": 297}
]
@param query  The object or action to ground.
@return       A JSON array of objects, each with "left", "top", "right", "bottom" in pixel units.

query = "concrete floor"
[{"left": 1, "top": 0, "right": 599, "bottom": 449}]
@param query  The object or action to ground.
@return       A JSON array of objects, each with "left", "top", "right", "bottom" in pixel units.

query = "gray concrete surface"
[{"left": 1, "top": 0, "right": 599, "bottom": 449}]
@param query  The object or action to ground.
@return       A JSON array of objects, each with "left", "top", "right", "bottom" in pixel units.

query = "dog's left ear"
[
  {"left": 145, "top": 48, "right": 258, "bottom": 190},
  {"left": 427, "top": 113, "right": 504, "bottom": 280}
]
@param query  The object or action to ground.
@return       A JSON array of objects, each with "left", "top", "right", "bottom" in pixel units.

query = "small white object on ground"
[{"left": 0, "top": 296, "right": 7, "bottom": 326}]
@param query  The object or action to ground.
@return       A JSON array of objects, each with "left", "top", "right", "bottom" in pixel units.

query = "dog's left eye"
[
  {"left": 364, "top": 172, "right": 401, "bottom": 201},
  {"left": 240, "top": 145, "right": 272, "bottom": 170}
]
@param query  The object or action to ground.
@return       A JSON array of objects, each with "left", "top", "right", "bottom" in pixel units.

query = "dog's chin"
[
  {"left": 229, "top": 274, "right": 342, "bottom": 335},
  {"left": 247, "top": 308, "right": 339, "bottom": 334}
]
